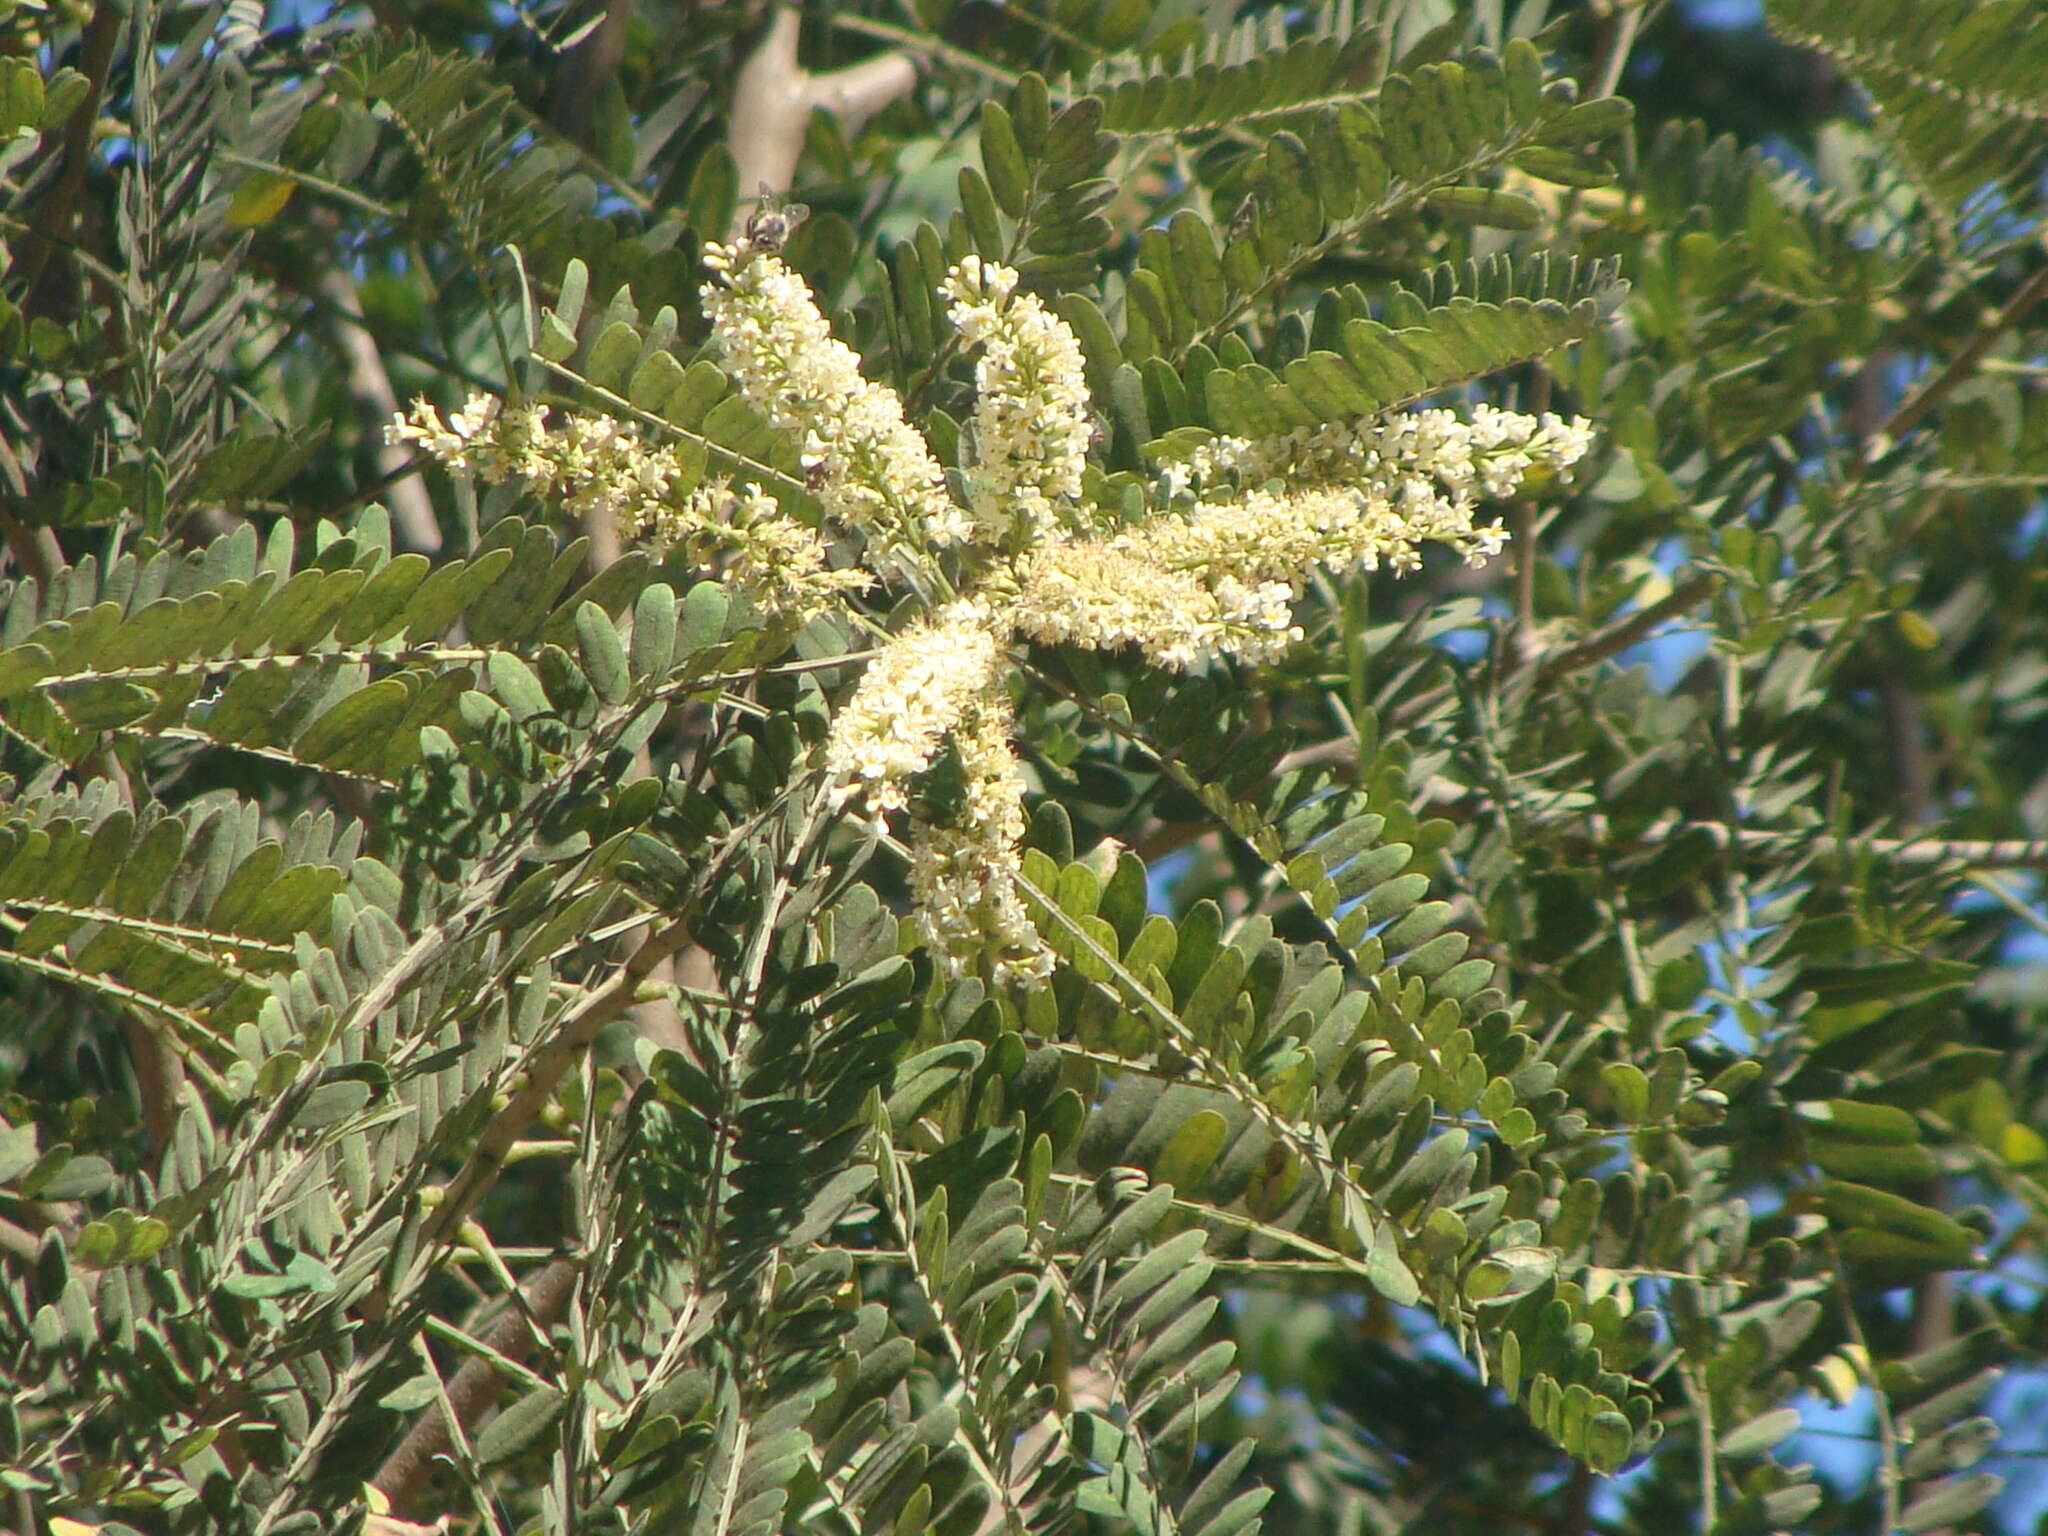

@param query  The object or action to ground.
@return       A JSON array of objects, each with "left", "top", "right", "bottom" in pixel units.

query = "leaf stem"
[
  {"left": 1683, "top": 1362, "right": 1720, "bottom": 1533},
  {"left": 1862, "top": 263, "right": 2048, "bottom": 467}
]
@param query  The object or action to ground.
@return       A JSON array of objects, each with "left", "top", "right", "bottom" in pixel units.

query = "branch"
[
  {"left": 316, "top": 265, "right": 443, "bottom": 553},
  {"left": 0, "top": 510, "right": 61, "bottom": 583},
  {"left": 1277, "top": 570, "right": 1724, "bottom": 775},
  {"left": 418, "top": 915, "right": 697, "bottom": 1254},
  {"left": 728, "top": 7, "right": 918, "bottom": 217},
  {"left": 551, "top": 0, "right": 635, "bottom": 151},
  {"left": 1863, "top": 263, "right": 2048, "bottom": 465},
  {"left": 16, "top": 0, "right": 123, "bottom": 315},
  {"left": 371, "top": 1257, "right": 581, "bottom": 1512},
  {"left": 1534, "top": 571, "right": 1722, "bottom": 682}
]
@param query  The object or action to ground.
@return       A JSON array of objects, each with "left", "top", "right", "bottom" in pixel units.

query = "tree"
[{"left": 2, "top": 0, "right": 2045, "bottom": 1532}]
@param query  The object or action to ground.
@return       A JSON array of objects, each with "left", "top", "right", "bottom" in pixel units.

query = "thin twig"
[
  {"left": 1864, "top": 264, "right": 2048, "bottom": 467},
  {"left": 824, "top": 12, "right": 1024, "bottom": 91},
  {"left": 1826, "top": 1229, "right": 1905, "bottom": 1531},
  {"left": 1511, "top": 500, "right": 1539, "bottom": 664},
  {"left": 1446, "top": 792, "right": 2048, "bottom": 871},
  {"left": 1682, "top": 1363, "right": 1720, "bottom": 1533},
  {"left": 1276, "top": 571, "right": 1723, "bottom": 774},
  {"left": 372, "top": 1257, "right": 581, "bottom": 1512},
  {"left": 1510, "top": 353, "right": 1556, "bottom": 667},
  {"left": 16, "top": 1, "right": 123, "bottom": 313},
  {"left": 1535, "top": 572, "right": 1721, "bottom": 682},
  {"left": 417, "top": 915, "right": 697, "bottom": 1255},
  {"left": 1593, "top": 2, "right": 1648, "bottom": 99}
]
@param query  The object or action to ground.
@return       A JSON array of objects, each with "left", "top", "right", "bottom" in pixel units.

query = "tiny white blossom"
[
  {"left": 1011, "top": 401, "right": 1590, "bottom": 672},
  {"left": 387, "top": 395, "right": 857, "bottom": 621},
  {"left": 387, "top": 392, "right": 547, "bottom": 478},
  {"left": 904, "top": 686, "right": 1053, "bottom": 987},
  {"left": 941, "top": 257, "right": 1096, "bottom": 546},
  {"left": 1184, "top": 405, "right": 1593, "bottom": 510},
  {"left": 1010, "top": 540, "right": 1298, "bottom": 670},
  {"left": 823, "top": 605, "right": 1004, "bottom": 814},
  {"left": 703, "top": 243, "right": 960, "bottom": 547},
  {"left": 823, "top": 603, "right": 1052, "bottom": 985}
]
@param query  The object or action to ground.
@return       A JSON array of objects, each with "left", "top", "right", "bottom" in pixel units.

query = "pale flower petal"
[
  {"left": 941, "top": 257, "right": 1096, "bottom": 547},
  {"left": 703, "top": 244, "right": 960, "bottom": 547}
]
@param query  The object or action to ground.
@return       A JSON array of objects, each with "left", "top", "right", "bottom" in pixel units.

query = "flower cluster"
[
  {"left": 385, "top": 393, "right": 862, "bottom": 620},
  {"left": 702, "top": 241, "right": 967, "bottom": 547},
  {"left": 395, "top": 240, "right": 1599, "bottom": 991},
  {"left": 1182, "top": 405, "right": 1596, "bottom": 524},
  {"left": 820, "top": 603, "right": 1051, "bottom": 985},
  {"left": 694, "top": 483, "right": 872, "bottom": 618},
  {"left": 1008, "top": 540, "right": 1300, "bottom": 670},
  {"left": 994, "top": 403, "right": 1591, "bottom": 670},
  {"left": 823, "top": 605, "right": 1003, "bottom": 814},
  {"left": 1134, "top": 476, "right": 1509, "bottom": 589},
  {"left": 902, "top": 687, "right": 1051, "bottom": 988},
  {"left": 386, "top": 392, "right": 549, "bottom": 482},
  {"left": 940, "top": 257, "right": 1095, "bottom": 547}
]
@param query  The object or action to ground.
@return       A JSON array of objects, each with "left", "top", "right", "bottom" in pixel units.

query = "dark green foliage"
[{"left": 4, "top": 0, "right": 2048, "bottom": 1534}]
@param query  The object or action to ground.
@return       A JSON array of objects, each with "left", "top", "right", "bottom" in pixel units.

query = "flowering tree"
[
  {"left": 3, "top": 2, "right": 2048, "bottom": 1535},
  {"left": 396, "top": 234, "right": 1592, "bottom": 987}
]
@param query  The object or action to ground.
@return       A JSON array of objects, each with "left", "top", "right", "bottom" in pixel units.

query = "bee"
[{"left": 745, "top": 185, "right": 809, "bottom": 254}]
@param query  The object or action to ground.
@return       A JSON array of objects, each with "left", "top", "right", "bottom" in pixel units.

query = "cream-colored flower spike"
[
  {"left": 998, "top": 403, "right": 1593, "bottom": 677},
  {"left": 823, "top": 605, "right": 1004, "bottom": 816},
  {"left": 939, "top": 256, "right": 1096, "bottom": 548},
  {"left": 384, "top": 394, "right": 865, "bottom": 622},
  {"left": 819, "top": 602, "right": 1050, "bottom": 985},
  {"left": 905, "top": 686, "right": 1051, "bottom": 988},
  {"left": 702, "top": 240, "right": 968, "bottom": 548}
]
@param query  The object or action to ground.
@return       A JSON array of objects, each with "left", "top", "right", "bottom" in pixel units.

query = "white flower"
[
  {"left": 1010, "top": 533, "right": 1303, "bottom": 670},
  {"left": 387, "top": 392, "right": 548, "bottom": 478},
  {"left": 904, "top": 686, "right": 1053, "bottom": 987},
  {"left": 395, "top": 259, "right": 1600, "bottom": 990},
  {"left": 388, "top": 395, "right": 857, "bottom": 621},
  {"left": 1182, "top": 405, "right": 1593, "bottom": 513},
  {"left": 1003, "top": 398, "right": 1594, "bottom": 672},
  {"left": 713, "top": 485, "right": 872, "bottom": 620},
  {"left": 941, "top": 257, "right": 1096, "bottom": 547},
  {"left": 703, "top": 243, "right": 959, "bottom": 547},
  {"left": 824, "top": 604, "right": 1053, "bottom": 985},
  {"left": 823, "top": 605, "right": 1005, "bottom": 813}
]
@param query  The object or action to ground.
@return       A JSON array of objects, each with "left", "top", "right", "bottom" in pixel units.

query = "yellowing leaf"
[
  {"left": 2000, "top": 1122, "right": 2048, "bottom": 1168},
  {"left": 1895, "top": 610, "right": 1940, "bottom": 650},
  {"left": 1967, "top": 1078, "right": 2013, "bottom": 1145},
  {"left": 1814, "top": 1352, "right": 1863, "bottom": 1407},
  {"left": 227, "top": 172, "right": 296, "bottom": 228}
]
